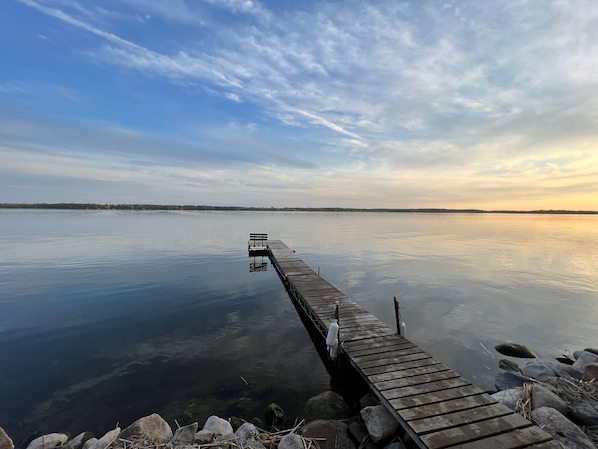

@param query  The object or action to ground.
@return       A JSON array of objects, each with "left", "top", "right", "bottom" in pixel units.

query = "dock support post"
[{"left": 393, "top": 296, "right": 404, "bottom": 337}]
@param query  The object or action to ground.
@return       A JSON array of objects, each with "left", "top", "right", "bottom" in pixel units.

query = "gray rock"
[
  {"left": 0, "top": 428, "right": 14, "bottom": 449},
  {"left": 234, "top": 423, "right": 265, "bottom": 449},
  {"left": 569, "top": 401, "right": 598, "bottom": 426},
  {"left": 532, "top": 385, "right": 568, "bottom": 414},
  {"left": 88, "top": 427, "right": 120, "bottom": 449},
  {"left": 583, "top": 362, "right": 598, "bottom": 381},
  {"left": 384, "top": 442, "right": 407, "bottom": 449},
  {"left": 495, "top": 342, "right": 537, "bottom": 358},
  {"left": 81, "top": 439, "right": 97, "bottom": 449},
  {"left": 194, "top": 430, "right": 214, "bottom": 444},
  {"left": 299, "top": 420, "right": 355, "bottom": 449},
  {"left": 573, "top": 351, "right": 598, "bottom": 370},
  {"left": 551, "top": 363, "right": 584, "bottom": 379},
  {"left": 498, "top": 359, "right": 521, "bottom": 373},
  {"left": 494, "top": 371, "right": 529, "bottom": 390},
  {"left": 278, "top": 434, "right": 304, "bottom": 449},
  {"left": 491, "top": 388, "right": 522, "bottom": 410},
  {"left": 347, "top": 420, "right": 377, "bottom": 449},
  {"left": 522, "top": 363, "right": 556, "bottom": 381},
  {"left": 265, "top": 403, "right": 285, "bottom": 427},
  {"left": 203, "top": 416, "right": 233, "bottom": 439},
  {"left": 63, "top": 433, "right": 93, "bottom": 449},
  {"left": 26, "top": 434, "right": 69, "bottom": 449},
  {"left": 120, "top": 414, "right": 173, "bottom": 443},
  {"left": 170, "top": 423, "right": 198, "bottom": 445},
  {"left": 354, "top": 393, "right": 380, "bottom": 411},
  {"left": 584, "top": 348, "right": 598, "bottom": 356},
  {"left": 302, "top": 391, "right": 351, "bottom": 421},
  {"left": 532, "top": 407, "right": 597, "bottom": 449},
  {"left": 360, "top": 406, "right": 399, "bottom": 444}
]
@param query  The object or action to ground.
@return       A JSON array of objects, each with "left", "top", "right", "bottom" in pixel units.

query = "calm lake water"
[{"left": 1, "top": 210, "right": 597, "bottom": 441}]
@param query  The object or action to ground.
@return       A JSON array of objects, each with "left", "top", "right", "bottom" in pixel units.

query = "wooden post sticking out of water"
[{"left": 393, "top": 296, "right": 405, "bottom": 337}]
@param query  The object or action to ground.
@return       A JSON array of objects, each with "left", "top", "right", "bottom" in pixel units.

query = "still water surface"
[{"left": 1, "top": 210, "right": 597, "bottom": 441}]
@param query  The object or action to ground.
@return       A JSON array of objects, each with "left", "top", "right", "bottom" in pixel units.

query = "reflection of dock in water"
[{"left": 252, "top": 236, "right": 560, "bottom": 449}]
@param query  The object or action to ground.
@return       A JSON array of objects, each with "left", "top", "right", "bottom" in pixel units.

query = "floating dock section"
[{"left": 261, "top": 239, "right": 559, "bottom": 449}]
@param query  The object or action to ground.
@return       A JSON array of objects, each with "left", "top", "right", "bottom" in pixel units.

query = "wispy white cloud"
[{"left": 7, "top": 0, "right": 598, "bottom": 208}]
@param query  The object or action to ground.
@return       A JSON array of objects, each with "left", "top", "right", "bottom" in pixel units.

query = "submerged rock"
[
  {"left": 532, "top": 407, "right": 597, "bottom": 449},
  {"left": 495, "top": 342, "right": 537, "bottom": 358},
  {"left": 265, "top": 403, "right": 285, "bottom": 427},
  {"left": 26, "top": 434, "right": 68, "bottom": 449},
  {"left": 498, "top": 359, "right": 521, "bottom": 373},
  {"left": 302, "top": 391, "right": 351, "bottom": 421},
  {"left": 360, "top": 405, "right": 399, "bottom": 444},
  {"left": 120, "top": 414, "right": 172, "bottom": 443}
]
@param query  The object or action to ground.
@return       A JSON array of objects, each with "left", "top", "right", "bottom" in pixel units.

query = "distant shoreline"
[{"left": 1, "top": 203, "right": 597, "bottom": 214}]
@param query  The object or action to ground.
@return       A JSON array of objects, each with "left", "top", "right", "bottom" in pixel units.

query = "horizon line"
[{"left": 1, "top": 203, "right": 597, "bottom": 215}]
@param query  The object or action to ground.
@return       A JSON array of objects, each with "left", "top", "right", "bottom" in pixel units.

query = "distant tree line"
[{"left": 0, "top": 203, "right": 596, "bottom": 214}]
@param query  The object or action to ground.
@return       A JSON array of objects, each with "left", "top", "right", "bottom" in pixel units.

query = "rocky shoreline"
[
  {"left": 2, "top": 344, "right": 597, "bottom": 449},
  {"left": 491, "top": 343, "right": 598, "bottom": 449},
  {"left": 1, "top": 391, "right": 409, "bottom": 449}
]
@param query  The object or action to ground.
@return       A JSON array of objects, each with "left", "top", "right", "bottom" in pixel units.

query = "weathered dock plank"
[{"left": 264, "top": 239, "right": 557, "bottom": 449}]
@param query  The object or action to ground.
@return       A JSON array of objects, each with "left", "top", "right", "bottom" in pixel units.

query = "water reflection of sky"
[{"left": 1, "top": 210, "right": 597, "bottom": 441}]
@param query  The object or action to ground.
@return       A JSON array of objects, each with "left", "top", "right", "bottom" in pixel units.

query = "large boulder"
[
  {"left": 495, "top": 342, "right": 536, "bottom": 358},
  {"left": 531, "top": 385, "right": 568, "bottom": 414},
  {"left": 302, "top": 391, "right": 351, "bottom": 421},
  {"left": 569, "top": 401, "right": 598, "bottom": 426},
  {"left": 26, "top": 434, "right": 68, "bottom": 449},
  {"left": 360, "top": 406, "right": 399, "bottom": 444},
  {"left": 299, "top": 420, "right": 355, "bottom": 449},
  {"left": 532, "top": 407, "right": 597, "bottom": 449},
  {"left": 491, "top": 388, "right": 522, "bottom": 410},
  {"left": 203, "top": 416, "right": 233, "bottom": 439},
  {"left": 170, "top": 423, "right": 198, "bottom": 445},
  {"left": 0, "top": 428, "right": 13, "bottom": 449},
  {"left": 88, "top": 428, "right": 120, "bottom": 449},
  {"left": 120, "top": 414, "right": 172, "bottom": 443},
  {"left": 234, "top": 423, "right": 265, "bottom": 449}
]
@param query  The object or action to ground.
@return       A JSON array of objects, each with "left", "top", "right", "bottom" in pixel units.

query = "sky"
[{"left": 1, "top": 0, "right": 598, "bottom": 209}]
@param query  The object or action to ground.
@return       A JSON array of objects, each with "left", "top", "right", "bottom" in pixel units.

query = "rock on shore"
[
  {"left": 2, "top": 390, "right": 406, "bottom": 449},
  {"left": 492, "top": 342, "right": 598, "bottom": 449}
]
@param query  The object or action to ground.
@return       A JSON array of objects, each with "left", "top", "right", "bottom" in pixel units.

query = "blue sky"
[{"left": 1, "top": 0, "right": 598, "bottom": 209}]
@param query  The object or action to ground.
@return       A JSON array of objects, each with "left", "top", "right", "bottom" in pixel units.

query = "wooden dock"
[{"left": 264, "top": 239, "right": 559, "bottom": 449}]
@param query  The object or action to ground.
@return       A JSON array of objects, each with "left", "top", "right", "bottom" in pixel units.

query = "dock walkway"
[{"left": 264, "top": 239, "right": 559, "bottom": 449}]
